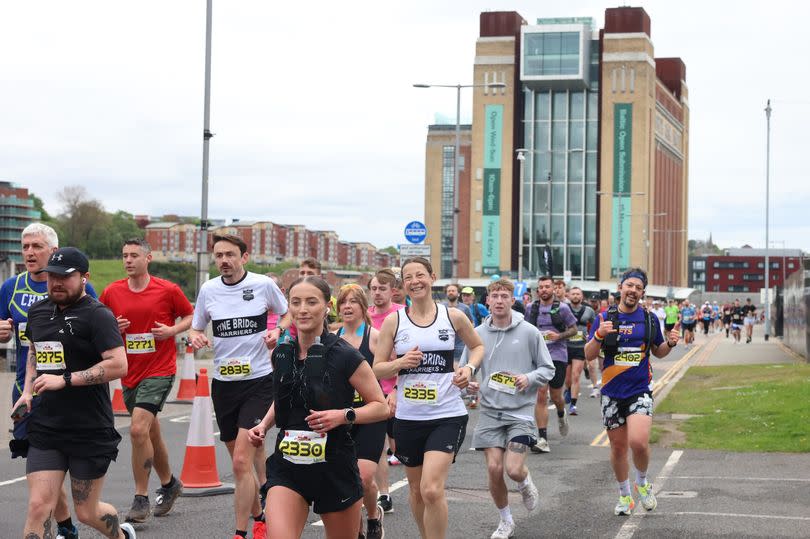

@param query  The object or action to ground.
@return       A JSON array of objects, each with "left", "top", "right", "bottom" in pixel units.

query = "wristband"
[
  {"left": 594, "top": 333, "right": 604, "bottom": 342},
  {"left": 667, "top": 340, "right": 677, "bottom": 348}
]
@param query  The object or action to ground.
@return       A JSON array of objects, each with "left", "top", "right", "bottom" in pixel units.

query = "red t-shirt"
[{"left": 100, "top": 277, "right": 194, "bottom": 388}]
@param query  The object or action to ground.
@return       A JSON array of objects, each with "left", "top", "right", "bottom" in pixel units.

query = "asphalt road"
[{"left": 2, "top": 336, "right": 809, "bottom": 538}]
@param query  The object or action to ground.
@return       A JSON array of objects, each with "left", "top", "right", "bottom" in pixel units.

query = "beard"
[{"left": 49, "top": 286, "right": 84, "bottom": 306}]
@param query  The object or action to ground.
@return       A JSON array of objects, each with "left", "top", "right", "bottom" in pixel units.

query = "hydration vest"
[
  {"left": 601, "top": 306, "right": 658, "bottom": 355},
  {"left": 529, "top": 300, "right": 567, "bottom": 332}
]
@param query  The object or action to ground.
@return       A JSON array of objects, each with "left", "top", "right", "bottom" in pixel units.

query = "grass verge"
[{"left": 656, "top": 364, "right": 810, "bottom": 452}]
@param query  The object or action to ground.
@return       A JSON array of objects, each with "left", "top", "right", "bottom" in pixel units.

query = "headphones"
[{"left": 82, "top": 278, "right": 87, "bottom": 284}]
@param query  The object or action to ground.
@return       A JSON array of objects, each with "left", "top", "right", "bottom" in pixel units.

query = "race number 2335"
[{"left": 403, "top": 380, "right": 438, "bottom": 405}]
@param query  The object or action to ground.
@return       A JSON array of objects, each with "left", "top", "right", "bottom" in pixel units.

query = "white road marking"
[
  {"left": 655, "top": 511, "right": 810, "bottom": 521},
  {"left": 669, "top": 475, "right": 810, "bottom": 482},
  {"left": 614, "top": 450, "right": 683, "bottom": 539},
  {"left": 0, "top": 476, "right": 26, "bottom": 487},
  {"left": 312, "top": 478, "right": 409, "bottom": 527}
]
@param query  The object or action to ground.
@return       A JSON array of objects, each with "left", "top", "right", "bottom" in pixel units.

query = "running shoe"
[
  {"left": 154, "top": 478, "right": 183, "bottom": 517},
  {"left": 518, "top": 473, "right": 539, "bottom": 513},
  {"left": 614, "top": 495, "right": 635, "bottom": 516},
  {"left": 635, "top": 482, "right": 658, "bottom": 511},
  {"left": 563, "top": 388, "right": 571, "bottom": 404},
  {"left": 529, "top": 437, "right": 550, "bottom": 454},
  {"left": 252, "top": 519, "right": 267, "bottom": 539},
  {"left": 387, "top": 454, "right": 401, "bottom": 466},
  {"left": 589, "top": 387, "right": 601, "bottom": 398},
  {"left": 377, "top": 494, "right": 394, "bottom": 513},
  {"left": 558, "top": 410, "right": 569, "bottom": 437},
  {"left": 125, "top": 494, "right": 151, "bottom": 523},
  {"left": 366, "top": 503, "right": 384, "bottom": 539},
  {"left": 120, "top": 522, "right": 136, "bottom": 539},
  {"left": 568, "top": 404, "right": 578, "bottom": 416},
  {"left": 490, "top": 518, "right": 516, "bottom": 539},
  {"left": 56, "top": 525, "right": 79, "bottom": 539}
]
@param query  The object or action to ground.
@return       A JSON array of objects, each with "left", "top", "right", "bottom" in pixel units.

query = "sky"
[{"left": 1, "top": 1, "right": 809, "bottom": 252}]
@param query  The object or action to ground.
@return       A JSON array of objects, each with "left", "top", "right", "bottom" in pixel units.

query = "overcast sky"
[{"left": 2, "top": 1, "right": 808, "bottom": 252}]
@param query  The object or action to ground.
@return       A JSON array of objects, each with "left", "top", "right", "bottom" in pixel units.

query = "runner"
[
  {"left": 0, "top": 223, "right": 97, "bottom": 539},
  {"left": 297, "top": 258, "right": 339, "bottom": 328},
  {"left": 679, "top": 299, "right": 697, "bottom": 348},
  {"left": 334, "top": 284, "right": 388, "bottom": 539},
  {"left": 189, "top": 234, "right": 288, "bottom": 539},
  {"left": 99, "top": 238, "right": 193, "bottom": 523},
  {"left": 527, "top": 276, "right": 578, "bottom": 453},
  {"left": 743, "top": 298, "right": 757, "bottom": 343},
  {"left": 373, "top": 257, "right": 484, "bottom": 539},
  {"left": 700, "top": 302, "right": 713, "bottom": 336},
  {"left": 462, "top": 278, "right": 554, "bottom": 539},
  {"left": 367, "top": 268, "right": 405, "bottom": 512},
  {"left": 461, "top": 286, "right": 489, "bottom": 327},
  {"left": 712, "top": 301, "right": 722, "bottom": 333},
  {"left": 722, "top": 302, "right": 733, "bottom": 338},
  {"left": 651, "top": 300, "right": 666, "bottom": 335},
  {"left": 553, "top": 280, "right": 569, "bottom": 303},
  {"left": 730, "top": 299, "right": 745, "bottom": 343},
  {"left": 663, "top": 299, "right": 679, "bottom": 334},
  {"left": 442, "top": 283, "right": 474, "bottom": 359},
  {"left": 13, "top": 247, "right": 136, "bottom": 539},
  {"left": 247, "top": 275, "right": 388, "bottom": 538},
  {"left": 565, "top": 286, "right": 598, "bottom": 412},
  {"left": 584, "top": 267, "right": 681, "bottom": 516}
]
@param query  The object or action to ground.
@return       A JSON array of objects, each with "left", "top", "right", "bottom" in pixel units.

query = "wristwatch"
[
  {"left": 63, "top": 371, "right": 73, "bottom": 388},
  {"left": 464, "top": 364, "right": 477, "bottom": 376},
  {"left": 344, "top": 408, "right": 356, "bottom": 426}
]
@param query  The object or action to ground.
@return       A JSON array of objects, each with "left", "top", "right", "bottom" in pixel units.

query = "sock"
[
  {"left": 618, "top": 479, "right": 631, "bottom": 497},
  {"left": 162, "top": 475, "right": 176, "bottom": 489},
  {"left": 235, "top": 531, "right": 248, "bottom": 538},
  {"left": 557, "top": 409, "right": 565, "bottom": 418},
  {"left": 571, "top": 398, "right": 578, "bottom": 406},
  {"left": 636, "top": 469, "right": 648, "bottom": 486},
  {"left": 135, "top": 494, "right": 148, "bottom": 502},
  {"left": 252, "top": 511, "right": 265, "bottom": 522},
  {"left": 57, "top": 517, "right": 74, "bottom": 530},
  {"left": 517, "top": 475, "right": 531, "bottom": 489},
  {"left": 538, "top": 428, "right": 547, "bottom": 439},
  {"left": 498, "top": 505, "right": 514, "bottom": 524}
]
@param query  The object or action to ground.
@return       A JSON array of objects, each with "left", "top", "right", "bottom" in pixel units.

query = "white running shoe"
[
  {"left": 558, "top": 410, "right": 569, "bottom": 437},
  {"left": 121, "top": 522, "right": 137, "bottom": 539},
  {"left": 590, "top": 387, "right": 601, "bottom": 398},
  {"left": 518, "top": 473, "right": 539, "bottom": 513},
  {"left": 490, "top": 518, "right": 516, "bottom": 539},
  {"left": 529, "top": 437, "right": 550, "bottom": 454}
]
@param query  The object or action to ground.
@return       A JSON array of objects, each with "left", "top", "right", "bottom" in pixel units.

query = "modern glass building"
[
  {"left": 520, "top": 18, "right": 600, "bottom": 279},
  {"left": 0, "top": 181, "right": 42, "bottom": 267}
]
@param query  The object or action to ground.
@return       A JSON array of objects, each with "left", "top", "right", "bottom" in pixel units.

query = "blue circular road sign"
[{"left": 404, "top": 221, "right": 427, "bottom": 244}]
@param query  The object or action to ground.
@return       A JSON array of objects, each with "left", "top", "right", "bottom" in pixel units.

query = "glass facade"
[
  {"left": 524, "top": 32, "right": 580, "bottom": 76},
  {"left": 440, "top": 146, "right": 455, "bottom": 278},
  {"left": 521, "top": 37, "right": 599, "bottom": 280}
]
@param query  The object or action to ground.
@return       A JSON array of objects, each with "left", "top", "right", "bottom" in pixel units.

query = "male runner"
[
  {"left": 462, "top": 278, "right": 554, "bottom": 539},
  {"left": 722, "top": 302, "right": 733, "bottom": 338},
  {"left": 14, "top": 247, "right": 136, "bottom": 539},
  {"left": 367, "top": 268, "right": 404, "bottom": 513},
  {"left": 730, "top": 299, "right": 745, "bottom": 343},
  {"left": 584, "top": 267, "right": 680, "bottom": 516},
  {"left": 0, "top": 223, "right": 97, "bottom": 539},
  {"left": 565, "top": 287, "right": 597, "bottom": 412},
  {"left": 443, "top": 283, "right": 474, "bottom": 360},
  {"left": 462, "top": 286, "right": 489, "bottom": 326},
  {"left": 527, "top": 276, "right": 578, "bottom": 453},
  {"left": 700, "top": 302, "right": 713, "bottom": 336},
  {"left": 679, "top": 299, "right": 697, "bottom": 348},
  {"left": 663, "top": 299, "right": 679, "bottom": 333},
  {"left": 553, "top": 280, "right": 569, "bottom": 303},
  {"left": 743, "top": 298, "right": 757, "bottom": 343},
  {"left": 189, "top": 234, "right": 288, "bottom": 539},
  {"left": 100, "top": 238, "right": 193, "bottom": 523}
]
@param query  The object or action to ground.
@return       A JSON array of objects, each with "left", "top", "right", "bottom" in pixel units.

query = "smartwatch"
[
  {"left": 344, "top": 408, "right": 356, "bottom": 426},
  {"left": 63, "top": 371, "right": 73, "bottom": 388},
  {"left": 464, "top": 364, "right": 477, "bottom": 376}
]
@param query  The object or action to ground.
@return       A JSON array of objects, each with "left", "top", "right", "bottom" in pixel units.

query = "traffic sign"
[
  {"left": 399, "top": 244, "right": 431, "bottom": 257},
  {"left": 513, "top": 281, "right": 528, "bottom": 299},
  {"left": 404, "top": 221, "right": 427, "bottom": 244}
]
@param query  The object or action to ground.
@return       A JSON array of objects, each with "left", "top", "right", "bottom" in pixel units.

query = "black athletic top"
[{"left": 337, "top": 324, "right": 374, "bottom": 407}]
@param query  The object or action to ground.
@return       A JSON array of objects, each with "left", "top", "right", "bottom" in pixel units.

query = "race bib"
[
  {"left": 218, "top": 357, "right": 252, "bottom": 379},
  {"left": 403, "top": 380, "right": 438, "bottom": 405},
  {"left": 126, "top": 333, "right": 156, "bottom": 354},
  {"left": 614, "top": 347, "right": 643, "bottom": 367},
  {"left": 569, "top": 330, "right": 585, "bottom": 342},
  {"left": 541, "top": 331, "right": 553, "bottom": 341},
  {"left": 279, "top": 430, "right": 327, "bottom": 465},
  {"left": 18, "top": 322, "right": 29, "bottom": 345},
  {"left": 35, "top": 341, "right": 66, "bottom": 371},
  {"left": 488, "top": 371, "right": 517, "bottom": 394}
]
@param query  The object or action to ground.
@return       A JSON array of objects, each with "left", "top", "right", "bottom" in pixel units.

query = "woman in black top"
[
  {"left": 335, "top": 284, "right": 389, "bottom": 538},
  {"left": 248, "top": 276, "right": 387, "bottom": 539}
]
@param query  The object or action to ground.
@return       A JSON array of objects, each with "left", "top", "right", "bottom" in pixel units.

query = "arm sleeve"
[
  {"left": 91, "top": 304, "right": 125, "bottom": 355},
  {"left": 527, "top": 326, "right": 555, "bottom": 387},
  {"left": 0, "top": 279, "right": 12, "bottom": 319},
  {"left": 172, "top": 283, "right": 194, "bottom": 317},
  {"left": 191, "top": 286, "right": 210, "bottom": 330}
]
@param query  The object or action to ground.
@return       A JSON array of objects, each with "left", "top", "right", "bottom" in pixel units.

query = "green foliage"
[{"left": 381, "top": 245, "right": 398, "bottom": 255}]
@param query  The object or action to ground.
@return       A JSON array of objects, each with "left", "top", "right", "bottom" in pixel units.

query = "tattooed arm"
[
  {"left": 70, "top": 346, "right": 127, "bottom": 387},
  {"left": 11, "top": 346, "right": 38, "bottom": 414}
]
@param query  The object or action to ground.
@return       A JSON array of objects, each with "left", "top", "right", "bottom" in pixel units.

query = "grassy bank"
[{"left": 656, "top": 364, "right": 810, "bottom": 452}]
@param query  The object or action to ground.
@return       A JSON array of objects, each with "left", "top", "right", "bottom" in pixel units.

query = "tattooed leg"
[
  {"left": 70, "top": 476, "right": 125, "bottom": 538},
  {"left": 505, "top": 441, "right": 531, "bottom": 483},
  {"left": 24, "top": 470, "right": 63, "bottom": 538}
]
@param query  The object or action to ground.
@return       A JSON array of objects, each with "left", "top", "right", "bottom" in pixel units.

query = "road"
[{"left": 1, "top": 331, "right": 808, "bottom": 538}]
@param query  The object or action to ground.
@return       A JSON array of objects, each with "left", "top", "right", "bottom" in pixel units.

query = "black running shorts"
[
  {"left": 392, "top": 414, "right": 468, "bottom": 467},
  {"left": 26, "top": 446, "right": 113, "bottom": 480},
  {"left": 548, "top": 361, "right": 567, "bottom": 389},
  {"left": 211, "top": 373, "right": 273, "bottom": 442},
  {"left": 349, "top": 420, "right": 387, "bottom": 463}
]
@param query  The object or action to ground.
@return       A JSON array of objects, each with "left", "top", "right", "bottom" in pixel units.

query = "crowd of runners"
[{"left": 5, "top": 224, "right": 761, "bottom": 539}]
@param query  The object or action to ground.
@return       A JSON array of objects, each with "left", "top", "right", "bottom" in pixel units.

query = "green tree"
[{"left": 30, "top": 193, "right": 53, "bottom": 222}]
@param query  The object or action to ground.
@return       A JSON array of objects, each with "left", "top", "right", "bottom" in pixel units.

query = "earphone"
[
  {"left": 82, "top": 278, "right": 87, "bottom": 284},
  {"left": 325, "top": 308, "right": 330, "bottom": 316}
]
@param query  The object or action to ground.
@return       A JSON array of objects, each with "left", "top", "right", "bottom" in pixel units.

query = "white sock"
[
  {"left": 498, "top": 505, "right": 513, "bottom": 524},
  {"left": 636, "top": 469, "right": 648, "bottom": 486},
  {"left": 618, "top": 479, "right": 632, "bottom": 497},
  {"left": 517, "top": 474, "right": 531, "bottom": 489}
]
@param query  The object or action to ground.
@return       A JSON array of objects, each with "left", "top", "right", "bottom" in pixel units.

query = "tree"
[{"left": 30, "top": 193, "right": 53, "bottom": 222}]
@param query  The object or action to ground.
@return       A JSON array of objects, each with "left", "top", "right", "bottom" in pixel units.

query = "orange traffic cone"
[
  {"left": 170, "top": 343, "right": 196, "bottom": 403},
  {"left": 179, "top": 368, "right": 234, "bottom": 496},
  {"left": 111, "top": 378, "right": 129, "bottom": 416}
]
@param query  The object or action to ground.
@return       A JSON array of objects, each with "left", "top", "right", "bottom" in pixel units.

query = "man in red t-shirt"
[{"left": 100, "top": 238, "right": 193, "bottom": 524}]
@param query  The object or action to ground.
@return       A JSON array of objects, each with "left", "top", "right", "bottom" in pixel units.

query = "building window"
[
  {"left": 728, "top": 285, "right": 750, "bottom": 292},
  {"left": 524, "top": 31, "right": 581, "bottom": 77},
  {"left": 693, "top": 260, "right": 705, "bottom": 270},
  {"left": 713, "top": 273, "right": 720, "bottom": 280},
  {"left": 743, "top": 274, "right": 764, "bottom": 281},
  {"left": 788, "top": 262, "right": 795, "bottom": 269},
  {"left": 728, "top": 273, "right": 734, "bottom": 280},
  {"left": 440, "top": 145, "right": 455, "bottom": 278}
]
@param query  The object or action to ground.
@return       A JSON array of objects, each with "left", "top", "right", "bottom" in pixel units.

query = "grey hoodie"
[{"left": 461, "top": 311, "right": 554, "bottom": 418}]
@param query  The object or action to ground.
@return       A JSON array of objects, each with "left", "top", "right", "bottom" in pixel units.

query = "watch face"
[{"left": 346, "top": 409, "right": 356, "bottom": 422}]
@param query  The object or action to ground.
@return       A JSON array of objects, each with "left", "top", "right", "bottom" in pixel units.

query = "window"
[
  {"left": 789, "top": 262, "right": 795, "bottom": 269},
  {"left": 728, "top": 285, "right": 750, "bottom": 292},
  {"left": 713, "top": 273, "right": 720, "bottom": 280},
  {"left": 693, "top": 260, "right": 705, "bottom": 270},
  {"left": 524, "top": 32, "right": 581, "bottom": 77},
  {"left": 728, "top": 273, "right": 734, "bottom": 280},
  {"left": 743, "top": 274, "right": 764, "bottom": 281}
]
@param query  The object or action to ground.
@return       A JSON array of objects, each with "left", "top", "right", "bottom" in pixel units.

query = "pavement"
[{"left": 1, "top": 325, "right": 808, "bottom": 538}]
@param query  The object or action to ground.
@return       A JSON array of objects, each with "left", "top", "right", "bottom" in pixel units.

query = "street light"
[
  {"left": 597, "top": 191, "right": 645, "bottom": 277},
  {"left": 764, "top": 99, "right": 772, "bottom": 341},
  {"left": 516, "top": 148, "right": 527, "bottom": 282},
  {"left": 196, "top": 0, "right": 214, "bottom": 297},
  {"left": 414, "top": 81, "right": 507, "bottom": 280}
]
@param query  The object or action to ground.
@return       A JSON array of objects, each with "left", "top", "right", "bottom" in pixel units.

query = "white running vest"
[{"left": 394, "top": 304, "right": 467, "bottom": 421}]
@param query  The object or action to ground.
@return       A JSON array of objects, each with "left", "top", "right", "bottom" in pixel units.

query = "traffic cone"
[
  {"left": 169, "top": 343, "right": 196, "bottom": 403},
  {"left": 111, "top": 378, "right": 129, "bottom": 416},
  {"left": 179, "top": 368, "right": 234, "bottom": 496}
]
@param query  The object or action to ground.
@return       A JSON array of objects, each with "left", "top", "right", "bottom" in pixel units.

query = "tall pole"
[
  {"left": 451, "top": 85, "right": 461, "bottom": 281},
  {"left": 197, "top": 0, "right": 214, "bottom": 297},
  {"left": 764, "top": 99, "right": 772, "bottom": 341},
  {"left": 516, "top": 150, "right": 526, "bottom": 282}
]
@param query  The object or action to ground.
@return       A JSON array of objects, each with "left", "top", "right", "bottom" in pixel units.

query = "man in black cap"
[{"left": 12, "top": 247, "right": 137, "bottom": 538}]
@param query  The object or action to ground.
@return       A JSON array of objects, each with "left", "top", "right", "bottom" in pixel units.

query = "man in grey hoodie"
[{"left": 461, "top": 278, "right": 554, "bottom": 539}]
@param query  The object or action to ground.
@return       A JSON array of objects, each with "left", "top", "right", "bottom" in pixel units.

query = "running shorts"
[
  {"left": 393, "top": 415, "right": 467, "bottom": 467},
  {"left": 548, "top": 361, "right": 567, "bottom": 389},
  {"left": 349, "top": 420, "right": 387, "bottom": 463},
  {"left": 26, "top": 446, "right": 113, "bottom": 480},
  {"left": 472, "top": 410, "right": 536, "bottom": 450},
  {"left": 600, "top": 391, "right": 653, "bottom": 431},
  {"left": 211, "top": 373, "right": 273, "bottom": 442},
  {"left": 123, "top": 375, "right": 174, "bottom": 416}
]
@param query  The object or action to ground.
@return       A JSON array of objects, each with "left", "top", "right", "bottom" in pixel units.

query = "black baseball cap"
[{"left": 39, "top": 247, "right": 89, "bottom": 275}]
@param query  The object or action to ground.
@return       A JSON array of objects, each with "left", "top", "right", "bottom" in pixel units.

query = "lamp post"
[
  {"left": 597, "top": 191, "right": 645, "bottom": 277},
  {"left": 764, "top": 99, "right": 772, "bottom": 341},
  {"left": 516, "top": 148, "right": 527, "bottom": 282},
  {"left": 414, "top": 81, "right": 507, "bottom": 280},
  {"left": 196, "top": 0, "right": 214, "bottom": 297}
]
